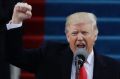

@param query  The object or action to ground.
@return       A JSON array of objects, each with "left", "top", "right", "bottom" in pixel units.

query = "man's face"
[{"left": 66, "top": 22, "right": 97, "bottom": 54}]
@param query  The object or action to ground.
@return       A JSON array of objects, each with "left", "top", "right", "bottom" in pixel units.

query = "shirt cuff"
[{"left": 6, "top": 22, "right": 22, "bottom": 30}]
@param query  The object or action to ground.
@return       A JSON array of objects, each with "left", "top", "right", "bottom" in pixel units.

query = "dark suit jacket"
[{"left": 6, "top": 28, "right": 120, "bottom": 79}]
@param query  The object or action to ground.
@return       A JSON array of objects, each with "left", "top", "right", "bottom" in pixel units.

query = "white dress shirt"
[
  {"left": 71, "top": 50, "right": 94, "bottom": 79},
  {"left": 6, "top": 22, "right": 22, "bottom": 30}
]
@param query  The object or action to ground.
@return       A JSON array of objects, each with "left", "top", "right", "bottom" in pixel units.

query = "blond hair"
[{"left": 65, "top": 12, "right": 98, "bottom": 34}]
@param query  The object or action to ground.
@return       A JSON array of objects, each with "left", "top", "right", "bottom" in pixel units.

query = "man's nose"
[{"left": 77, "top": 33, "right": 84, "bottom": 41}]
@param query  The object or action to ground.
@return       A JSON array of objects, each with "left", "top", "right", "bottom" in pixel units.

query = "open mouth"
[{"left": 76, "top": 44, "right": 85, "bottom": 48}]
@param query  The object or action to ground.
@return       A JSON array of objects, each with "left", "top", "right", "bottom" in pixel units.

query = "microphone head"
[{"left": 74, "top": 48, "right": 89, "bottom": 67}]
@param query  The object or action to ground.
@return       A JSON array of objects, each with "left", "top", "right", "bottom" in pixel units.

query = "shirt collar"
[{"left": 86, "top": 49, "right": 94, "bottom": 65}]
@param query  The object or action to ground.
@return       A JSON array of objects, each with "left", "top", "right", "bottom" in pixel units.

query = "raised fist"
[{"left": 11, "top": 2, "right": 32, "bottom": 23}]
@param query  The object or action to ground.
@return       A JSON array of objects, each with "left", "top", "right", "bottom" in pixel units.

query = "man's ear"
[
  {"left": 95, "top": 35, "right": 97, "bottom": 41},
  {"left": 94, "top": 31, "right": 98, "bottom": 41}
]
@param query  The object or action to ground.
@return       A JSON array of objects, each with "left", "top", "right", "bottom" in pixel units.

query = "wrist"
[{"left": 11, "top": 16, "right": 23, "bottom": 24}]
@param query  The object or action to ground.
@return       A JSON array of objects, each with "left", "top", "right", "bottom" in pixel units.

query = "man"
[{"left": 6, "top": 2, "right": 120, "bottom": 79}]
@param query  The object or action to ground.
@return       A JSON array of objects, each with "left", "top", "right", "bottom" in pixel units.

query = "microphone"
[{"left": 74, "top": 48, "right": 88, "bottom": 69}]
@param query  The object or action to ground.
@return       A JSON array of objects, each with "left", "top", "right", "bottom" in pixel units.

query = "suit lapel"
[{"left": 93, "top": 53, "right": 107, "bottom": 79}]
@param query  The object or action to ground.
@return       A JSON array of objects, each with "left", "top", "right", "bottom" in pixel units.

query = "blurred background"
[{"left": 1, "top": 0, "right": 120, "bottom": 79}]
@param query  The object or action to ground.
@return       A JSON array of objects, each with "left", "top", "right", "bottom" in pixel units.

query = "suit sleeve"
[{"left": 5, "top": 27, "right": 44, "bottom": 72}]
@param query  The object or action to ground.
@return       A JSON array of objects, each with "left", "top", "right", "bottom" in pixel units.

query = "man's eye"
[
  {"left": 71, "top": 32, "right": 78, "bottom": 36},
  {"left": 82, "top": 31, "right": 88, "bottom": 35}
]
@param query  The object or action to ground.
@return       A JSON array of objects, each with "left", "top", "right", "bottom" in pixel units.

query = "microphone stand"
[
  {"left": 75, "top": 57, "right": 83, "bottom": 79},
  {"left": 74, "top": 48, "right": 88, "bottom": 79}
]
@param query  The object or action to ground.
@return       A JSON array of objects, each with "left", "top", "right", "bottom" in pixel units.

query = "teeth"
[{"left": 77, "top": 45, "right": 85, "bottom": 48}]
